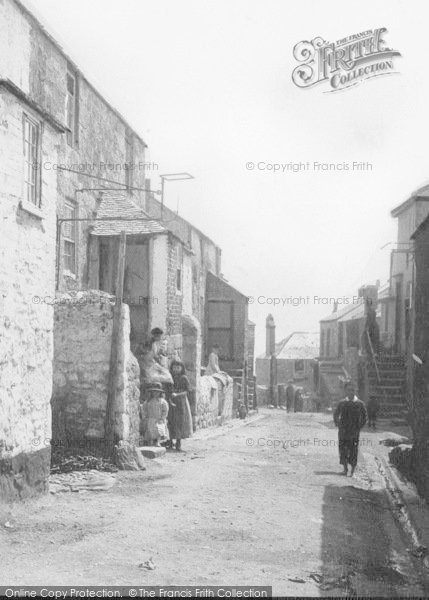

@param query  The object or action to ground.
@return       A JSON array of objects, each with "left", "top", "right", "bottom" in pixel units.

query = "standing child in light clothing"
[{"left": 140, "top": 382, "right": 169, "bottom": 446}]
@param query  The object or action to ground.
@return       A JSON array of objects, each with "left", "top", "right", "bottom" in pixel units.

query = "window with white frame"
[
  {"left": 63, "top": 201, "right": 78, "bottom": 274},
  {"left": 65, "top": 70, "right": 77, "bottom": 146},
  {"left": 23, "top": 114, "right": 40, "bottom": 207}
]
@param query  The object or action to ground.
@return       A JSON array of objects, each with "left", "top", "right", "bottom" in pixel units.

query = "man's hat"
[
  {"left": 151, "top": 327, "right": 164, "bottom": 336},
  {"left": 145, "top": 382, "right": 165, "bottom": 394}
]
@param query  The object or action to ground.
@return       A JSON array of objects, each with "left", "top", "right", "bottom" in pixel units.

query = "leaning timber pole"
[{"left": 105, "top": 231, "right": 126, "bottom": 458}]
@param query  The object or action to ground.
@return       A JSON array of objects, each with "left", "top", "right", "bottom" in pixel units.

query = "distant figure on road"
[
  {"left": 286, "top": 381, "right": 295, "bottom": 413},
  {"left": 334, "top": 382, "right": 367, "bottom": 477},
  {"left": 294, "top": 388, "right": 303, "bottom": 412},
  {"left": 366, "top": 397, "right": 379, "bottom": 429}
]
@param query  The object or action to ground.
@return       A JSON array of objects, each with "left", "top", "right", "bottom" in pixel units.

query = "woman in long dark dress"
[{"left": 166, "top": 360, "right": 193, "bottom": 451}]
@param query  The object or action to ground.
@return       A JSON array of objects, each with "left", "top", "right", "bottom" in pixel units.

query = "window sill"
[{"left": 19, "top": 200, "right": 43, "bottom": 219}]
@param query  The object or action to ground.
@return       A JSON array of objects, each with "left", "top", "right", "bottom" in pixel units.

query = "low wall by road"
[
  {"left": 52, "top": 291, "right": 140, "bottom": 450},
  {"left": 196, "top": 375, "right": 233, "bottom": 429}
]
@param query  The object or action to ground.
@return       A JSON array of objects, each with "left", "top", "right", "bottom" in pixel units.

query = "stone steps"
[
  {"left": 372, "top": 387, "right": 406, "bottom": 395},
  {"left": 367, "top": 354, "right": 407, "bottom": 417},
  {"left": 368, "top": 373, "right": 406, "bottom": 379},
  {"left": 368, "top": 380, "right": 405, "bottom": 388}
]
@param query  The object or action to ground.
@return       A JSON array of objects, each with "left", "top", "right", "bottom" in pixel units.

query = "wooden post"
[
  {"left": 243, "top": 360, "right": 248, "bottom": 411},
  {"left": 104, "top": 231, "right": 127, "bottom": 457},
  {"left": 270, "top": 354, "right": 278, "bottom": 406}
]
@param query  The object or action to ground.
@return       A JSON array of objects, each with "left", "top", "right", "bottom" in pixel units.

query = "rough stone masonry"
[{"left": 51, "top": 291, "right": 140, "bottom": 452}]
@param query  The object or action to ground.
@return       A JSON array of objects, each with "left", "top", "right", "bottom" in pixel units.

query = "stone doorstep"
[{"left": 138, "top": 446, "right": 166, "bottom": 459}]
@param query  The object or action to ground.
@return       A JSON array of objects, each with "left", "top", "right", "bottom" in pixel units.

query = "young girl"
[
  {"left": 166, "top": 360, "right": 193, "bottom": 451},
  {"left": 140, "top": 382, "right": 169, "bottom": 446}
]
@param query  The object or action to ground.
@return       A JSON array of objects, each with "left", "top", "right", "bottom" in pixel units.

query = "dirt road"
[{"left": 1, "top": 411, "right": 429, "bottom": 596}]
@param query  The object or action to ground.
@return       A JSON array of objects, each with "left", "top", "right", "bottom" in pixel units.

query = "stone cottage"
[
  {"left": 0, "top": 75, "right": 60, "bottom": 498},
  {"left": 0, "top": 0, "right": 70, "bottom": 498},
  {"left": 255, "top": 315, "right": 319, "bottom": 407},
  {"left": 388, "top": 186, "right": 429, "bottom": 354},
  {"left": 0, "top": 0, "right": 254, "bottom": 498}
]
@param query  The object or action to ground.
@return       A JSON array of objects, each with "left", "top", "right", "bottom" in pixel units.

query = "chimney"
[
  {"left": 359, "top": 284, "right": 378, "bottom": 311},
  {"left": 266, "top": 314, "right": 276, "bottom": 357}
]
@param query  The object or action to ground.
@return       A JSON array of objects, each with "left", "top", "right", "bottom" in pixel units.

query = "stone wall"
[
  {"left": 0, "top": 83, "right": 58, "bottom": 500},
  {"left": 196, "top": 376, "right": 233, "bottom": 429},
  {"left": 182, "top": 314, "right": 201, "bottom": 416},
  {"left": 166, "top": 235, "right": 184, "bottom": 336},
  {"left": 409, "top": 223, "right": 429, "bottom": 501},
  {"left": 320, "top": 321, "right": 339, "bottom": 358},
  {"left": 52, "top": 291, "right": 140, "bottom": 449}
]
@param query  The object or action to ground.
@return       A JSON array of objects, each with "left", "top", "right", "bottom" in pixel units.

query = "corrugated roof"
[
  {"left": 91, "top": 195, "right": 166, "bottom": 236},
  {"left": 276, "top": 332, "right": 320, "bottom": 360}
]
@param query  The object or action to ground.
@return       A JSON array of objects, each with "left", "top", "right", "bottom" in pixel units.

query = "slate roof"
[
  {"left": 206, "top": 272, "right": 249, "bottom": 300},
  {"left": 411, "top": 213, "right": 429, "bottom": 239},
  {"left": 322, "top": 297, "right": 381, "bottom": 323},
  {"left": 391, "top": 184, "right": 429, "bottom": 217},
  {"left": 90, "top": 195, "right": 166, "bottom": 237},
  {"left": 336, "top": 302, "right": 365, "bottom": 322},
  {"left": 258, "top": 332, "right": 319, "bottom": 360},
  {"left": 319, "top": 302, "right": 357, "bottom": 323}
]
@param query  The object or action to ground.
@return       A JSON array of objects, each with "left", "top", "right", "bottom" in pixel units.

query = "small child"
[
  {"left": 140, "top": 382, "right": 169, "bottom": 446},
  {"left": 367, "top": 397, "right": 379, "bottom": 429}
]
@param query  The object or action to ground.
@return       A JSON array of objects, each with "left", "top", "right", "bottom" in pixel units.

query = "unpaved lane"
[{"left": 1, "top": 411, "right": 428, "bottom": 597}]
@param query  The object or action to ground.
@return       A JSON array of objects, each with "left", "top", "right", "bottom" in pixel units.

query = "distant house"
[
  {"left": 318, "top": 284, "right": 384, "bottom": 406},
  {"left": 319, "top": 284, "right": 381, "bottom": 360},
  {"left": 256, "top": 315, "right": 319, "bottom": 395},
  {"left": 387, "top": 186, "right": 429, "bottom": 353}
]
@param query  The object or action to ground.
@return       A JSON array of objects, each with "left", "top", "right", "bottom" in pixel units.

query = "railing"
[
  {"left": 366, "top": 330, "right": 391, "bottom": 408},
  {"left": 366, "top": 330, "right": 381, "bottom": 384}
]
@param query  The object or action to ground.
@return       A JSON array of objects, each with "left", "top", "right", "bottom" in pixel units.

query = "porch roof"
[{"left": 90, "top": 194, "right": 166, "bottom": 236}]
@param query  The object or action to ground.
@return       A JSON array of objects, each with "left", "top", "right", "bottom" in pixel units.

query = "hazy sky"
[{"left": 27, "top": 0, "right": 429, "bottom": 354}]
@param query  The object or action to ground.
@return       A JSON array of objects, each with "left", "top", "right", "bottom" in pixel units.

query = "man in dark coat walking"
[{"left": 334, "top": 381, "right": 367, "bottom": 476}]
